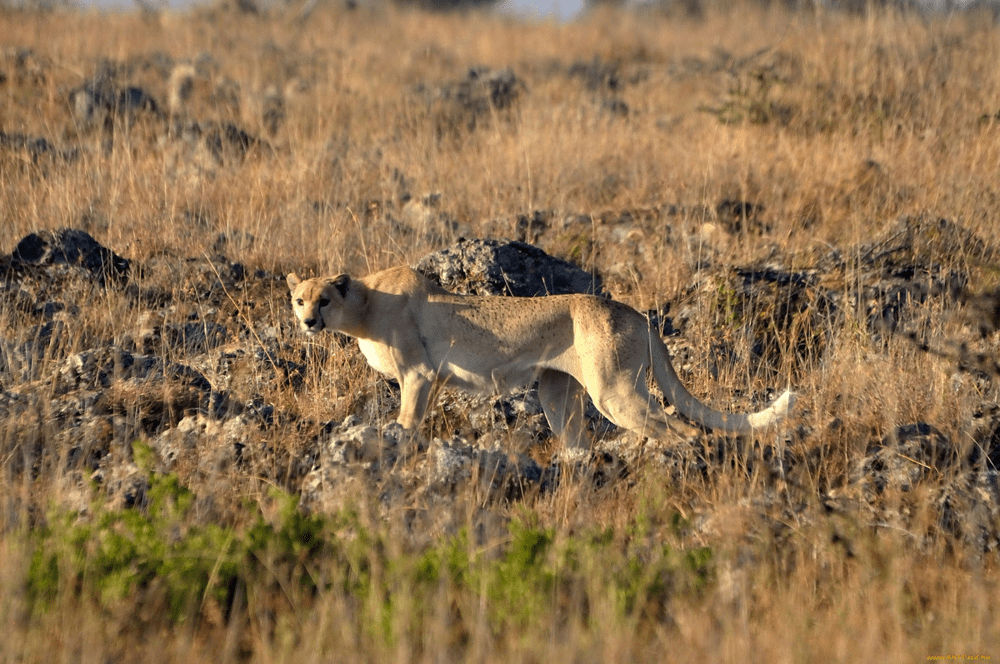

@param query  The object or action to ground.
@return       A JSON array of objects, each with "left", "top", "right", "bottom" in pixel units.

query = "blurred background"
[{"left": 16, "top": 0, "right": 998, "bottom": 26}]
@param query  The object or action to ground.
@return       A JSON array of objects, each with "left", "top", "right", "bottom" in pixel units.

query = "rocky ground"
[
  {"left": 1, "top": 3, "right": 999, "bottom": 573},
  {"left": 2, "top": 221, "right": 997, "bottom": 553},
  {"left": 5, "top": 4, "right": 1000, "bottom": 657}
]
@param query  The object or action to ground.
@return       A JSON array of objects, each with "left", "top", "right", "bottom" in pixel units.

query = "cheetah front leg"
[{"left": 396, "top": 370, "right": 443, "bottom": 431}]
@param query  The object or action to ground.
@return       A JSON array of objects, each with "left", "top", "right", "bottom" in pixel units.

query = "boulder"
[
  {"left": 414, "top": 237, "right": 604, "bottom": 297},
  {"left": 12, "top": 228, "right": 130, "bottom": 285}
]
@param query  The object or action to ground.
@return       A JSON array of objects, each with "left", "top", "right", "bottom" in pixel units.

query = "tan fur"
[{"left": 287, "top": 266, "right": 793, "bottom": 448}]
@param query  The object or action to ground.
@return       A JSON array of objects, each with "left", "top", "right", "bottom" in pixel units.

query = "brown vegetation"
[{"left": 1, "top": 1, "right": 999, "bottom": 661}]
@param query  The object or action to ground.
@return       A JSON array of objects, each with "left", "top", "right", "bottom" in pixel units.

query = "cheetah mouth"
[{"left": 301, "top": 322, "right": 324, "bottom": 336}]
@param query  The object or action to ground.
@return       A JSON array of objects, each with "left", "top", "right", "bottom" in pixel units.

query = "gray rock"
[
  {"left": 0, "top": 389, "right": 30, "bottom": 419},
  {"left": 49, "top": 345, "right": 220, "bottom": 429},
  {"left": 432, "top": 388, "right": 553, "bottom": 450},
  {"left": 0, "top": 130, "right": 71, "bottom": 164},
  {"left": 12, "top": 228, "right": 130, "bottom": 285},
  {"left": 92, "top": 453, "right": 149, "bottom": 510},
  {"left": 323, "top": 419, "right": 409, "bottom": 468},
  {"left": 938, "top": 470, "right": 1000, "bottom": 553},
  {"left": 418, "top": 67, "right": 525, "bottom": 133},
  {"left": 69, "top": 81, "right": 159, "bottom": 130},
  {"left": 168, "top": 119, "right": 267, "bottom": 166},
  {"left": 414, "top": 237, "right": 604, "bottom": 297},
  {"left": 55, "top": 470, "right": 93, "bottom": 515},
  {"left": 5, "top": 320, "right": 70, "bottom": 382},
  {"left": 55, "top": 347, "right": 160, "bottom": 394},
  {"left": 170, "top": 321, "right": 230, "bottom": 354},
  {"left": 298, "top": 419, "right": 411, "bottom": 512},
  {"left": 427, "top": 436, "right": 548, "bottom": 501},
  {"left": 567, "top": 57, "right": 623, "bottom": 91},
  {"left": 678, "top": 217, "right": 973, "bottom": 372},
  {"left": 846, "top": 422, "right": 1000, "bottom": 553},
  {"left": 854, "top": 423, "right": 957, "bottom": 497},
  {"left": 201, "top": 345, "right": 305, "bottom": 393},
  {"left": 150, "top": 414, "right": 250, "bottom": 473},
  {"left": 212, "top": 229, "right": 255, "bottom": 254}
]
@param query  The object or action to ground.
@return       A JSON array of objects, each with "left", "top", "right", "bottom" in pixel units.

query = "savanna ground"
[{"left": 1, "top": 0, "right": 999, "bottom": 661}]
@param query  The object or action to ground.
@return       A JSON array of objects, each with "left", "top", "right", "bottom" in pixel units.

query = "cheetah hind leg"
[
  {"left": 592, "top": 375, "right": 699, "bottom": 443},
  {"left": 537, "top": 369, "right": 590, "bottom": 451}
]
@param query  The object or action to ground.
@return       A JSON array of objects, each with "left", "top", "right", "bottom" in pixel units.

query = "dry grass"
[{"left": 2, "top": 0, "right": 999, "bottom": 661}]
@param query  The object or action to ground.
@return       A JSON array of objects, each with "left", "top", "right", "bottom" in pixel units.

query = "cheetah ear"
[
  {"left": 330, "top": 274, "right": 350, "bottom": 298},
  {"left": 286, "top": 272, "right": 301, "bottom": 291}
]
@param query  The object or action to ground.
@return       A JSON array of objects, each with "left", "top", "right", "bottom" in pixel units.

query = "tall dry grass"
[{"left": 1, "top": 0, "right": 999, "bottom": 661}]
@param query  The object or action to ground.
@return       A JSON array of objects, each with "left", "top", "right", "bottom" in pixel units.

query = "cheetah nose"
[{"left": 304, "top": 318, "right": 317, "bottom": 328}]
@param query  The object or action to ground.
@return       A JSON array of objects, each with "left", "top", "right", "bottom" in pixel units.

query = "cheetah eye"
[
  {"left": 319, "top": 298, "right": 330, "bottom": 308},
  {"left": 295, "top": 298, "right": 304, "bottom": 306}
]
